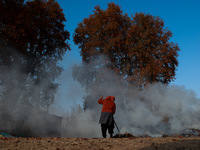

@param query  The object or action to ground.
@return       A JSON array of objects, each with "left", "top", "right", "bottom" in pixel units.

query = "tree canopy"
[
  {"left": 73, "top": 3, "right": 180, "bottom": 88},
  {"left": 0, "top": 0, "right": 70, "bottom": 111}
]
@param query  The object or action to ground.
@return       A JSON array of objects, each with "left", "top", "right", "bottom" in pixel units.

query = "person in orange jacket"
[{"left": 98, "top": 96, "right": 116, "bottom": 138}]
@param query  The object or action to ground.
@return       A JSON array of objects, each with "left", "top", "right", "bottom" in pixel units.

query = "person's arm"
[{"left": 98, "top": 96, "right": 104, "bottom": 104}]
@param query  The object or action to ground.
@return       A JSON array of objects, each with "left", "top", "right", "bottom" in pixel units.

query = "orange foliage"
[
  {"left": 0, "top": 0, "right": 70, "bottom": 59},
  {"left": 0, "top": 0, "right": 70, "bottom": 109},
  {"left": 73, "top": 3, "right": 180, "bottom": 87}
]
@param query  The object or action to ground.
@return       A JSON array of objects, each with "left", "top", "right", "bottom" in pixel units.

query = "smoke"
[
  {"left": 1, "top": 52, "right": 200, "bottom": 138},
  {"left": 62, "top": 108, "right": 101, "bottom": 138},
  {"left": 0, "top": 47, "right": 63, "bottom": 137},
  {"left": 49, "top": 61, "right": 86, "bottom": 116},
  {"left": 59, "top": 56, "right": 200, "bottom": 138},
  {"left": 121, "top": 83, "right": 200, "bottom": 136}
]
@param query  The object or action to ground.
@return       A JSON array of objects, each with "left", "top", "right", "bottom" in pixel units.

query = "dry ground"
[{"left": 1, "top": 136, "right": 200, "bottom": 150}]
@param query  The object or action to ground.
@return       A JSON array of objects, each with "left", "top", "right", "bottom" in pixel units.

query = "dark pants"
[{"left": 101, "top": 122, "right": 114, "bottom": 138}]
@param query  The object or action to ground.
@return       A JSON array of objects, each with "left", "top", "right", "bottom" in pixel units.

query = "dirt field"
[{"left": 1, "top": 136, "right": 200, "bottom": 150}]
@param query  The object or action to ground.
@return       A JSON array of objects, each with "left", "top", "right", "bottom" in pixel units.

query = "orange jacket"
[{"left": 98, "top": 96, "right": 116, "bottom": 114}]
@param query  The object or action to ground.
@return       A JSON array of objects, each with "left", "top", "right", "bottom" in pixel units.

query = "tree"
[
  {"left": 125, "top": 13, "right": 179, "bottom": 86},
  {"left": 73, "top": 3, "right": 131, "bottom": 92},
  {"left": 73, "top": 3, "right": 179, "bottom": 88},
  {"left": 0, "top": 0, "right": 70, "bottom": 111},
  {"left": 74, "top": 3, "right": 130, "bottom": 70}
]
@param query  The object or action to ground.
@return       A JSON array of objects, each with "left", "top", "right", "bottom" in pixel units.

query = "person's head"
[{"left": 106, "top": 96, "right": 115, "bottom": 101}]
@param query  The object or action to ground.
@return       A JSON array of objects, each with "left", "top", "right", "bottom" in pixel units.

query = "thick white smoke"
[
  {"left": 49, "top": 64, "right": 86, "bottom": 116},
  {"left": 58, "top": 56, "right": 200, "bottom": 138},
  {"left": 1, "top": 53, "right": 200, "bottom": 138},
  {"left": 0, "top": 48, "right": 65, "bottom": 137}
]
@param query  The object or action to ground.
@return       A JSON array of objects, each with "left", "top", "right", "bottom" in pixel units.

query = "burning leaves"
[
  {"left": 112, "top": 129, "right": 200, "bottom": 139},
  {"left": 113, "top": 133, "right": 135, "bottom": 138}
]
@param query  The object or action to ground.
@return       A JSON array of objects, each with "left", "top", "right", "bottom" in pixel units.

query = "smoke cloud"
[
  {"left": 1, "top": 53, "right": 200, "bottom": 138},
  {"left": 0, "top": 47, "right": 63, "bottom": 137},
  {"left": 58, "top": 56, "right": 200, "bottom": 138}
]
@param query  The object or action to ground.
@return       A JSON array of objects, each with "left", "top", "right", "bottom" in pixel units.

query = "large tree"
[
  {"left": 0, "top": 0, "right": 70, "bottom": 112},
  {"left": 73, "top": 3, "right": 131, "bottom": 92},
  {"left": 125, "top": 13, "right": 179, "bottom": 86},
  {"left": 73, "top": 3, "right": 179, "bottom": 89},
  {"left": 74, "top": 3, "right": 130, "bottom": 71}
]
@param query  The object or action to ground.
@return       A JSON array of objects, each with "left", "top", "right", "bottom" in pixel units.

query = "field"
[{"left": 1, "top": 136, "right": 200, "bottom": 150}]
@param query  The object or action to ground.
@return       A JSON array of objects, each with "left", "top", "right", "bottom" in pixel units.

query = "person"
[{"left": 98, "top": 96, "right": 116, "bottom": 138}]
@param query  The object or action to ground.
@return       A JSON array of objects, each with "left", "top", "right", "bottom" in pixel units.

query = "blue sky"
[{"left": 56, "top": 0, "right": 200, "bottom": 98}]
